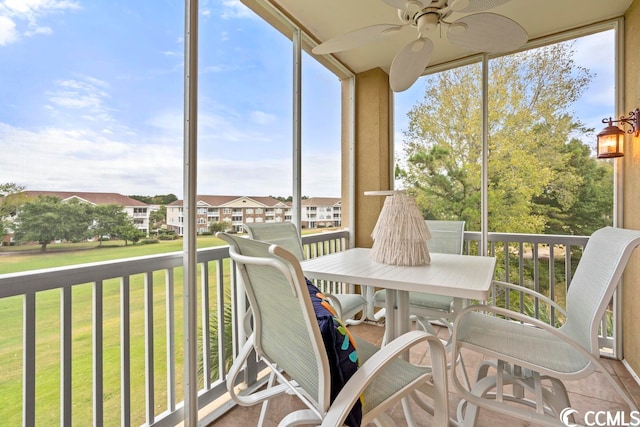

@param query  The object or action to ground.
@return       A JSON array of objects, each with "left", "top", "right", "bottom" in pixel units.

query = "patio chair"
[
  {"left": 451, "top": 226, "right": 640, "bottom": 426},
  {"left": 370, "top": 220, "right": 466, "bottom": 335},
  {"left": 218, "top": 232, "right": 450, "bottom": 427},
  {"left": 244, "top": 222, "right": 367, "bottom": 325}
]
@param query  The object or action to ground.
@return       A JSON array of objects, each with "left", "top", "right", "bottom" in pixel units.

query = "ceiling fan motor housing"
[{"left": 416, "top": 10, "right": 440, "bottom": 34}]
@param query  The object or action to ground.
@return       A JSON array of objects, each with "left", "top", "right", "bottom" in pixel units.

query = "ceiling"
[{"left": 253, "top": 0, "right": 632, "bottom": 79}]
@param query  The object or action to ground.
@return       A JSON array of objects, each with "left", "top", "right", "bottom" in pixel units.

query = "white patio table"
[
  {"left": 301, "top": 247, "right": 496, "bottom": 344},
  {"left": 301, "top": 247, "right": 496, "bottom": 426}
]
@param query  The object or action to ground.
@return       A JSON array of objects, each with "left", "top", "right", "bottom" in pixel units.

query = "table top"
[{"left": 301, "top": 248, "right": 496, "bottom": 300}]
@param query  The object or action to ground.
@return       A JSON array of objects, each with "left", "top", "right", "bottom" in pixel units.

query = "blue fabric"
[{"left": 306, "top": 278, "right": 362, "bottom": 427}]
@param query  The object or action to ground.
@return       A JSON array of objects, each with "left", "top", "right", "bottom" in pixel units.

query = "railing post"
[
  {"left": 23, "top": 292, "right": 36, "bottom": 427},
  {"left": 183, "top": 0, "right": 199, "bottom": 425}
]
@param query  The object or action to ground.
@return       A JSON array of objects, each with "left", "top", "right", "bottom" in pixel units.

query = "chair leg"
[
  {"left": 414, "top": 318, "right": 472, "bottom": 390},
  {"left": 372, "top": 413, "right": 397, "bottom": 427},
  {"left": 401, "top": 397, "right": 417, "bottom": 427},
  {"left": 278, "top": 409, "right": 321, "bottom": 426},
  {"left": 457, "top": 362, "right": 574, "bottom": 427},
  {"left": 258, "top": 371, "right": 278, "bottom": 426}
]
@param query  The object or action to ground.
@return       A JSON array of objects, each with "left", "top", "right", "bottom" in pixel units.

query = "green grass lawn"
[
  {"left": 0, "top": 235, "right": 227, "bottom": 275},
  {"left": 0, "top": 235, "right": 231, "bottom": 426}
]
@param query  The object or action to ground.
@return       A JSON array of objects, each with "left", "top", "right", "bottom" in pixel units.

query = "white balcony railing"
[
  {"left": 0, "top": 230, "right": 349, "bottom": 427},
  {"left": 1, "top": 229, "right": 614, "bottom": 426},
  {"left": 463, "top": 232, "right": 617, "bottom": 351}
]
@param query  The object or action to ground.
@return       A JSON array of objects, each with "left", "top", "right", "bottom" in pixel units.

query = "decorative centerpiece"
[{"left": 367, "top": 191, "right": 432, "bottom": 266}]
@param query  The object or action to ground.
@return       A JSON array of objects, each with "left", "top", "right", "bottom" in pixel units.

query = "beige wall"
[
  {"left": 341, "top": 68, "right": 393, "bottom": 248},
  {"left": 623, "top": 0, "right": 640, "bottom": 373}
]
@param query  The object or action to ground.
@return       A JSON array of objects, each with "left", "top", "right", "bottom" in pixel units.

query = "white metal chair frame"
[
  {"left": 244, "top": 222, "right": 367, "bottom": 325},
  {"left": 219, "top": 232, "right": 450, "bottom": 427},
  {"left": 450, "top": 226, "right": 640, "bottom": 427}
]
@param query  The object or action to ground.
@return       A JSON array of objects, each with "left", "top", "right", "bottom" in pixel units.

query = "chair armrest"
[
  {"left": 492, "top": 280, "right": 567, "bottom": 317},
  {"left": 321, "top": 330, "right": 449, "bottom": 427},
  {"left": 450, "top": 304, "right": 639, "bottom": 413},
  {"left": 226, "top": 334, "right": 289, "bottom": 406},
  {"left": 322, "top": 292, "right": 343, "bottom": 314},
  {"left": 452, "top": 304, "right": 594, "bottom": 363}
]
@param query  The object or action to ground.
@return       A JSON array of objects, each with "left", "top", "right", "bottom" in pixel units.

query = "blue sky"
[
  {"left": 0, "top": 0, "right": 342, "bottom": 198},
  {"left": 0, "top": 1, "right": 614, "bottom": 198}
]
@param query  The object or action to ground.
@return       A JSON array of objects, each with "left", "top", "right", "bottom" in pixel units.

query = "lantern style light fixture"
[{"left": 597, "top": 108, "right": 640, "bottom": 159}]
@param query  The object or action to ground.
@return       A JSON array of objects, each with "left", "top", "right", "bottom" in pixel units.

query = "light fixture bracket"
[{"left": 601, "top": 108, "right": 640, "bottom": 137}]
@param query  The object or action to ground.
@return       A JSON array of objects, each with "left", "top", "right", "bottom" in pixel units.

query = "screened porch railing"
[{"left": 0, "top": 229, "right": 616, "bottom": 427}]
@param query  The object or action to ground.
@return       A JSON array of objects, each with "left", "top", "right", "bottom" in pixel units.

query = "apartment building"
[
  {"left": 11, "top": 191, "right": 151, "bottom": 237},
  {"left": 166, "top": 195, "right": 342, "bottom": 235},
  {"left": 301, "top": 197, "right": 341, "bottom": 229}
]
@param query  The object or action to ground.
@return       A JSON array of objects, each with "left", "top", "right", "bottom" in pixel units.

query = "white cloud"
[
  {"left": 198, "top": 156, "right": 291, "bottom": 195},
  {"left": 0, "top": 122, "right": 184, "bottom": 195},
  {"left": 3, "top": 0, "right": 81, "bottom": 15},
  {"left": 25, "top": 25, "right": 52, "bottom": 36},
  {"left": 219, "top": 0, "right": 255, "bottom": 20},
  {"left": 201, "top": 63, "right": 241, "bottom": 73},
  {"left": 46, "top": 76, "right": 115, "bottom": 122},
  {"left": 0, "top": 0, "right": 80, "bottom": 45},
  {"left": 0, "top": 15, "right": 16, "bottom": 45},
  {"left": 250, "top": 110, "right": 276, "bottom": 125}
]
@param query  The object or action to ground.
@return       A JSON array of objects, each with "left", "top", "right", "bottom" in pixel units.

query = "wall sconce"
[{"left": 597, "top": 108, "right": 640, "bottom": 159}]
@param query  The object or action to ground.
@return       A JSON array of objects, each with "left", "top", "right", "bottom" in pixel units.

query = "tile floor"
[{"left": 210, "top": 322, "right": 640, "bottom": 426}]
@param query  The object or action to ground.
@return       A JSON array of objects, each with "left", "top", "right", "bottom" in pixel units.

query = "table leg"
[{"left": 383, "top": 289, "right": 395, "bottom": 345}]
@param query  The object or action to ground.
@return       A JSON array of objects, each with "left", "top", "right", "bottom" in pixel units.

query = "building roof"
[
  {"left": 20, "top": 191, "right": 148, "bottom": 207},
  {"left": 168, "top": 195, "right": 289, "bottom": 208},
  {"left": 302, "top": 197, "right": 341, "bottom": 207}
]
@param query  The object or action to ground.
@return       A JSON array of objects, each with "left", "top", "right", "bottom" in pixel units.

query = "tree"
[
  {"left": 116, "top": 221, "right": 145, "bottom": 246},
  {"left": 208, "top": 221, "right": 227, "bottom": 234},
  {"left": 398, "top": 41, "right": 601, "bottom": 234},
  {"left": 59, "top": 199, "right": 95, "bottom": 242},
  {"left": 0, "top": 183, "right": 26, "bottom": 241},
  {"left": 149, "top": 206, "right": 166, "bottom": 232},
  {"left": 14, "top": 196, "right": 66, "bottom": 251},
  {"left": 128, "top": 194, "right": 178, "bottom": 205},
  {"left": 93, "top": 204, "right": 130, "bottom": 246},
  {"left": 532, "top": 138, "right": 613, "bottom": 235}
]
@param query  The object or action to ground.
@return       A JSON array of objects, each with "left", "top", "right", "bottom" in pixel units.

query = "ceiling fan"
[{"left": 312, "top": 0, "right": 528, "bottom": 92}]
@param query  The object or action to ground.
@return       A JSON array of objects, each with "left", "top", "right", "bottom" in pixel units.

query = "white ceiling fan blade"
[
  {"left": 450, "top": 0, "right": 512, "bottom": 13},
  {"left": 312, "top": 24, "right": 404, "bottom": 55},
  {"left": 447, "top": 13, "right": 527, "bottom": 53},
  {"left": 389, "top": 37, "right": 434, "bottom": 92}
]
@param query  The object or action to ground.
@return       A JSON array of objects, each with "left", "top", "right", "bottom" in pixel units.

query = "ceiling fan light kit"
[{"left": 312, "top": 0, "right": 528, "bottom": 92}]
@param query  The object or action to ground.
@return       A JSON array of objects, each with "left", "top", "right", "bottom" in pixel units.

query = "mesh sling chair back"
[
  {"left": 371, "top": 220, "right": 466, "bottom": 334},
  {"left": 244, "top": 222, "right": 367, "bottom": 325},
  {"left": 451, "top": 226, "right": 640, "bottom": 426},
  {"left": 218, "top": 232, "right": 450, "bottom": 427}
]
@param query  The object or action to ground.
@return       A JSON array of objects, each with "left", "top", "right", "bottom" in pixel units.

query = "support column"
[
  {"left": 341, "top": 68, "right": 393, "bottom": 248},
  {"left": 623, "top": 0, "right": 640, "bottom": 374}
]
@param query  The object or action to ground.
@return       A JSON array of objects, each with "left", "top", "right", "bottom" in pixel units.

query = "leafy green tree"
[
  {"left": 128, "top": 194, "right": 178, "bottom": 205},
  {"left": 14, "top": 196, "right": 65, "bottom": 251},
  {"left": 150, "top": 206, "right": 166, "bottom": 231},
  {"left": 398, "top": 41, "right": 602, "bottom": 234},
  {"left": 59, "top": 199, "right": 95, "bottom": 242},
  {"left": 0, "top": 183, "right": 26, "bottom": 240},
  {"left": 208, "top": 221, "right": 227, "bottom": 234},
  {"left": 116, "top": 221, "right": 145, "bottom": 246},
  {"left": 532, "top": 138, "right": 613, "bottom": 235},
  {"left": 93, "top": 204, "right": 130, "bottom": 246}
]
